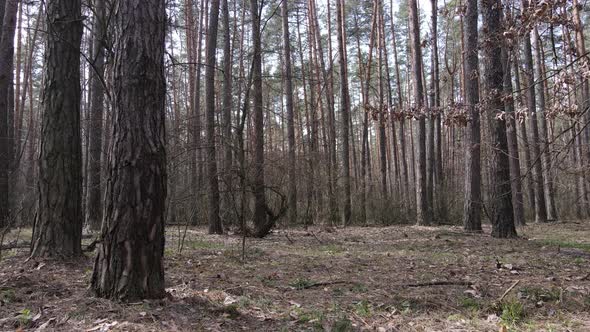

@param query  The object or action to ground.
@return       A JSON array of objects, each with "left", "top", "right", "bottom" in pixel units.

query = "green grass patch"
[
  {"left": 500, "top": 299, "right": 525, "bottom": 326},
  {"left": 539, "top": 239, "right": 590, "bottom": 252}
]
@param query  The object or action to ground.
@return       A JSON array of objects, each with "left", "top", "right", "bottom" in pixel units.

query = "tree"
[
  {"left": 86, "top": 0, "right": 107, "bottom": 231},
  {"left": 481, "top": 0, "right": 516, "bottom": 238},
  {"left": 31, "top": 0, "right": 83, "bottom": 258},
  {"left": 408, "top": 0, "right": 431, "bottom": 226},
  {"left": 462, "top": 0, "right": 482, "bottom": 231},
  {"left": 251, "top": 0, "right": 270, "bottom": 237},
  {"left": 282, "top": 0, "right": 297, "bottom": 225},
  {"left": 520, "top": 0, "right": 547, "bottom": 224},
  {"left": 336, "top": 0, "right": 351, "bottom": 226},
  {"left": 205, "top": 0, "right": 222, "bottom": 234},
  {"left": 0, "top": 0, "right": 18, "bottom": 229},
  {"left": 91, "top": 0, "right": 167, "bottom": 300}
]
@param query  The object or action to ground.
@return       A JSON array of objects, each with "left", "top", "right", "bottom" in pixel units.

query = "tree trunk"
[
  {"left": 462, "top": 0, "right": 482, "bottom": 231},
  {"left": 91, "top": 0, "right": 167, "bottom": 300},
  {"left": 250, "top": 0, "right": 270, "bottom": 237},
  {"left": 533, "top": 27, "right": 558, "bottom": 221},
  {"left": 282, "top": 0, "right": 297, "bottom": 226},
  {"left": 502, "top": 48, "right": 525, "bottom": 227},
  {"left": 0, "top": 0, "right": 18, "bottom": 228},
  {"left": 221, "top": 0, "right": 233, "bottom": 226},
  {"left": 86, "top": 0, "right": 107, "bottom": 231},
  {"left": 408, "top": 0, "right": 431, "bottom": 226},
  {"left": 205, "top": 0, "right": 222, "bottom": 234},
  {"left": 482, "top": 0, "right": 516, "bottom": 238},
  {"left": 31, "top": 0, "right": 83, "bottom": 258},
  {"left": 336, "top": 0, "right": 351, "bottom": 226}
]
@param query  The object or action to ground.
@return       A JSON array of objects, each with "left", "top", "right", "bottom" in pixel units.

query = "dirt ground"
[{"left": 0, "top": 222, "right": 589, "bottom": 331}]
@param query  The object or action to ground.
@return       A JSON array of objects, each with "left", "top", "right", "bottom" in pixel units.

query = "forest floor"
[{"left": 0, "top": 222, "right": 589, "bottom": 331}]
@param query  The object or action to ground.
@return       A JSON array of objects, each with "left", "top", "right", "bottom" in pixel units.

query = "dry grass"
[{"left": 1, "top": 222, "right": 589, "bottom": 331}]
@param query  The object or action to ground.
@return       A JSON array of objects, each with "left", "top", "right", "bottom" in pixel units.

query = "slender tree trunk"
[
  {"left": 91, "top": 0, "right": 167, "bottom": 300},
  {"left": 282, "top": 0, "right": 297, "bottom": 225},
  {"left": 482, "top": 0, "right": 516, "bottom": 238},
  {"left": 31, "top": 0, "right": 83, "bottom": 258},
  {"left": 205, "top": 0, "right": 222, "bottom": 234},
  {"left": 502, "top": 48, "right": 525, "bottom": 226},
  {"left": 408, "top": 0, "right": 431, "bottom": 226},
  {"left": 520, "top": 0, "right": 547, "bottom": 223},
  {"left": 86, "top": 0, "right": 107, "bottom": 231},
  {"left": 336, "top": 0, "right": 351, "bottom": 226},
  {"left": 250, "top": 0, "right": 270, "bottom": 237},
  {"left": 221, "top": 0, "right": 233, "bottom": 226},
  {"left": 533, "top": 27, "right": 558, "bottom": 221},
  {"left": 462, "top": 0, "right": 482, "bottom": 231}
]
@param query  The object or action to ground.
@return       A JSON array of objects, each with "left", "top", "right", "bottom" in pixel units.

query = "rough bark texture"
[
  {"left": 86, "top": 0, "right": 106, "bottom": 231},
  {"left": 336, "top": 0, "right": 351, "bottom": 226},
  {"left": 0, "top": 0, "right": 18, "bottom": 229},
  {"left": 462, "top": 0, "right": 482, "bottom": 231},
  {"left": 205, "top": 0, "right": 222, "bottom": 234},
  {"left": 282, "top": 0, "right": 297, "bottom": 225},
  {"left": 250, "top": 0, "right": 270, "bottom": 237},
  {"left": 482, "top": 0, "right": 516, "bottom": 238},
  {"left": 91, "top": 0, "right": 167, "bottom": 300},
  {"left": 31, "top": 0, "right": 83, "bottom": 258},
  {"left": 408, "top": 0, "right": 431, "bottom": 226}
]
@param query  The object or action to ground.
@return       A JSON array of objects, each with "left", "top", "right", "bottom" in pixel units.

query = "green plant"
[
  {"left": 289, "top": 277, "right": 313, "bottom": 290},
  {"left": 354, "top": 300, "right": 372, "bottom": 317},
  {"left": 0, "top": 288, "right": 16, "bottom": 304},
  {"left": 331, "top": 315, "right": 353, "bottom": 332},
  {"left": 500, "top": 299, "right": 525, "bottom": 326},
  {"left": 459, "top": 296, "right": 480, "bottom": 311},
  {"left": 17, "top": 308, "right": 33, "bottom": 327}
]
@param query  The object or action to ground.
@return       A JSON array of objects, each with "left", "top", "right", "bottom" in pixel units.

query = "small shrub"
[
  {"left": 500, "top": 299, "right": 525, "bottom": 326},
  {"left": 331, "top": 315, "right": 353, "bottom": 332},
  {"left": 289, "top": 277, "right": 313, "bottom": 290}
]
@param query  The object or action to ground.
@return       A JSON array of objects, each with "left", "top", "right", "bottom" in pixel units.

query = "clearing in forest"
[{"left": 0, "top": 222, "right": 589, "bottom": 331}]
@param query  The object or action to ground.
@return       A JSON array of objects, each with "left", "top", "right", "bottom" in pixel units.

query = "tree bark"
[
  {"left": 205, "top": 0, "right": 222, "bottom": 234},
  {"left": 482, "top": 0, "right": 516, "bottom": 238},
  {"left": 462, "top": 0, "right": 482, "bottom": 231},
  {"left": 336, "top": 0, "right": 351, "bottom": 226},
  {"left": 408, "top": 0, "right": 431, "bottom": 226},
  {"left": 282, "top": 0, "right": 297, "bottom": 226},
  {"left": 31, "top": 0, "right": 83, "bottom": 258},
  {"left": 0, "top": 0, "right": 18, "bottom": 229},
  {"left": 91, "top": 0, "right": 167, "bottom": 300},
  {"left": 86, "top": 0, "right": 107, "bottom": 231},
  {"left": 250, "top": 0, "right": 270, "bottom": 237}
]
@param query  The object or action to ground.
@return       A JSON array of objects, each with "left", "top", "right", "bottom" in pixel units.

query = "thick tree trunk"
[
  {"left": 0, "top": 0, "right": 18, "bottom": 229},
  {"left": 31, "top": 0, "right": 83, "bottom": 258},
  {"left": 282, "top": 0, "right": 297, "bottom": 226},
  {"left": 408, "top": 0, "right": 431, "bottom": 226},
  {"left": 462, "top": 0, "right": 482, "bottom": 231},
  {"left": 482, "top": 0, "right": 516, "bottom": 238},
  {"left": 86, "top": 0, "right": 106, "bottom": 231},
  {"left": 91, "top": 0, "right": 166, "bottom": 300},
  {"left": 205, "top": 0, "right": 222, "bottom": 234},
  {"left": 336, "top": 0, "right": 351, "bottom": 226}
]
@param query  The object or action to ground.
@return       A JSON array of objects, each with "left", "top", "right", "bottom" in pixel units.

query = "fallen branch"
[
  {"left": 402, "top": 281, "right": 473, "bottom": 287},
  {"left": 294, "top": 280, "right": 350, "bottom": 290},
  {"left": 498, "top": 280, "right": 520, "bottom": 302}
]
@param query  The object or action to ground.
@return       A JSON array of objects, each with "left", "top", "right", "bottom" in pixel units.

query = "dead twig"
[
  {"left": 285, "top": 233, "right": 294, "bottom": 244},
  {"left": 402, "top": 281, "right": 473, "bottom": 287},
  {"left": 293, "top": 280, "right": 350, "bottom": 290},
  {"left": 498, "top": 280, "right": 520, "bottom": 302}
]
